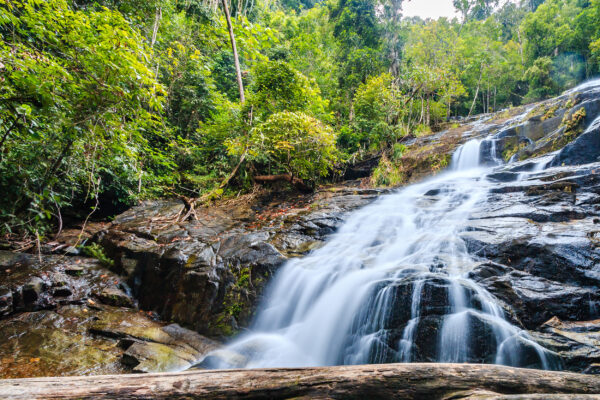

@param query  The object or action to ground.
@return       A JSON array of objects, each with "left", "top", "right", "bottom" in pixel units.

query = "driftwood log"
[
  {"left": 1, "top": 363, "right": 600, "bottom": 399},
  {"left": 253, "top": 174, "right": 313, "bottom": 192}
]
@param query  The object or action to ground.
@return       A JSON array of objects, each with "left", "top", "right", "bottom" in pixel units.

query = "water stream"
[{"left": 205, "top": 111, "right": 563, "bottom": 370}]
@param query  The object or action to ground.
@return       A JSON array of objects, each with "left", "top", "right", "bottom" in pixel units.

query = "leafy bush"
[
  {"left": 247, "top": 61, "right": 328, "bottom": 122},
  {"left": 228, "top": 111, "right": 338, "bottom": 181}
]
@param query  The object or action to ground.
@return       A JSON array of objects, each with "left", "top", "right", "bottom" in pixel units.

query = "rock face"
[
  {"left": 98, "top": 187, "right": 384, "bottom": 338},
  {"left": 459, "top": 157, "right": 600, "bottom": 372},
  {"left": 0, "top": 251, "right": 218, "bottom": 378},
  {"left": 0, "top": 184, "right": 384, "bottom": 378}
]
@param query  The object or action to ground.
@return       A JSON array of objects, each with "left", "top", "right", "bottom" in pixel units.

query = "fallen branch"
[
  {"left": 1, "top": 363, "right": 600, "bottom": 399},
  {"left": 254, "top": 173, "right": 313, "bottom": 192}
]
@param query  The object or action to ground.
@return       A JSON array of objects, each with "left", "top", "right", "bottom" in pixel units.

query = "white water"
[{"left": 203, "top": 109, "right": 570, "bottom": 370}]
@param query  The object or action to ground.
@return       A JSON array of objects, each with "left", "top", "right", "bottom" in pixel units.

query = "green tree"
[
  {"left": 350, "top": 73, "right": 403, "bottom": 150},
  {"left": 0, "top": 0, "right": 167, "bottom": 233},
  {"left": 227, "top": 111, "right": 338, "bottom": 184},
  {"left": 247, "top": 61, "right": 328, "bottom": 121}
]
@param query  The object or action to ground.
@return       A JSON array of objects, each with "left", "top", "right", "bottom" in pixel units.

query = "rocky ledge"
[{"left": 0, "top": 185, "right": 385, "bottom": 377}]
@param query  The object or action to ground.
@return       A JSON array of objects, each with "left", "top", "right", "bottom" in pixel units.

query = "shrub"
[{"left": 228, "top": 111, "right": 338, "bottom": 181}]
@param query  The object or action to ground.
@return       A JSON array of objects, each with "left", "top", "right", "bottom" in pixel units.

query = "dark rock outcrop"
[{"left": 98, "top": 187, "right": 384, "bottom": 338}]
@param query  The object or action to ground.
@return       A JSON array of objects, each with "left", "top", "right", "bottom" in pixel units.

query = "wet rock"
[
  {"left": 53, "top": 287, "right": 73, "bottom": 297},
  {"left": 0, "top": 251, "right": 138, "bottom": 317},
  {"left": 0, "top": 304, "right": 215, "bottom": 379},
  {"left": 96, "top": 287, "right": 134, "bottom": 308},
  {"left": 0, "top": 306, "right": 125, "bottom": 378},
  {"left": 0, "top": 287, "right": 12, "bottom": 316},
  {"left": 550, "top": 115, "right": 600, "bottom": 166},
  {"left": 530, "top": 317, "right": 600, "bottom": 373},
  {"left": 89, "top": 311, "right": 219, "bottom": 373},
  {"left": 122, "top": 342, "right": 197, "bottom": 373},
  {"left": 22, "top": 277, "right": 45, "bottom": 304},
  {"left": 121, "top": 324, "right": 219, "bottom": 373},
  {"left": 470, "top": 264, "right": 600, "bottom": 329},
  {"left": 64, "top": 265, "right": 84, "bottom": 276}
]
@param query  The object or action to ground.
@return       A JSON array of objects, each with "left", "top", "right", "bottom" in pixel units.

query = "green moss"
[
  {"left": 565, "top": 96, "right": 579, "bottom": 109},
  {"left": 561, "top": 107, "right": 586, "bottom": 132},
  {"left": 211, "top": 314, "right": 236, "bottom": 337},
  {"left": 236, "top": 267, "right": 251, "bottom": 288},
  {"left": 525, "top": 104, "right": 545, "bottom": 120},
  {"left": 184, "top": 254, "right": 197, "bottom": 268},
  {"left": 501, "top": 137, "right": 519, "bottom": 161},
  {"left": 542, "top": 104, "right": 559, "bottom": 121}
]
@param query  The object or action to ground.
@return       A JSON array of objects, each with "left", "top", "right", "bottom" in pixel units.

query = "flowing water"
[{"left": 204, "top": 109, "right": 567, "bottom": 370}]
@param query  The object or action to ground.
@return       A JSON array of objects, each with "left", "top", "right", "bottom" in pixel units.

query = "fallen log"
[
  {"left": 1, "top": 363, "right": 600, "bottom": 399},
  {"left": 254, "top": 174, "right": 313, "bottom": 192}
]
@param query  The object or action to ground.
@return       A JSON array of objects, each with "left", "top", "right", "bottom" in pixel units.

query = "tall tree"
[
  {"left": 454, "top": 0, "right": 500, "bottom": 22},
  {"left": 221, "top": 0, "right": 245, "bottom": 103}
]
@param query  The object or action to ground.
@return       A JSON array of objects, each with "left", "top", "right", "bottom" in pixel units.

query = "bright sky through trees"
[
  {"left": 402, "top": 0, "right": 518, "bottom": 20},
  {"left": 402, "top": 0, "right": 461, "bottom": 19}
]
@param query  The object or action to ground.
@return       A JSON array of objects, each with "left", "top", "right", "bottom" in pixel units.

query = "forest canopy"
[{"left": 1, "top": 0, "right": 599, "bottom": 235}]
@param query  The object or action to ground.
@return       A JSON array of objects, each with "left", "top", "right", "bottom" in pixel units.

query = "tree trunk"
[
  {"left": 221, "top": 0, "right": 245, "bottom": 104},
  {"left": 151, "top": 7, "right": 162, "bottom": 49},
  {"left": 2, "top": 363, "right": 600, "bottom": 399},
  {"left": 425, "top": 94, "right": 431, "bottom": 126},
  {"left": 468, "top": 65, "right": 484, "bottom": 117}
]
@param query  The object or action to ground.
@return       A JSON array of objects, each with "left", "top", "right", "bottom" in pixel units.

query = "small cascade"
[
  {"left": 398, "top": 280, "right": 424, "bottom": 362},
  {"left": 203, "top": 109, "right": 565, "bottom": 371},
  {"left": 451, "top": 139, "right": 482, "bottom": 170}
]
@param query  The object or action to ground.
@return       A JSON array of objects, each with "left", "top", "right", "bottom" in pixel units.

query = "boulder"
[
  {"left": 530, "top": 317, "right": 600, "bottom": 373},
  {"left": 550, "top": 115, "right": 600, "bottom": 166},
  {"left": 96, "top": 287, "right": 134, "bottom": 308}
]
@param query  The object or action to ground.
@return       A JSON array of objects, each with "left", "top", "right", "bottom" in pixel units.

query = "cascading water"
[{"left": 203, "top": 112, "right": 562, "bottom": 370}]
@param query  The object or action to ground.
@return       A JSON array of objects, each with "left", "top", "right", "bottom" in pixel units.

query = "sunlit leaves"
[{"left": 229, "top": 111, "right": 338, "bottom": 180}]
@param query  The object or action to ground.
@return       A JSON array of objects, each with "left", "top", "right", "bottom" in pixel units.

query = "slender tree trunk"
[
  {"left": 487, "top": 81, "right": 491, "bottom": 113},
  {"left": 469, "top": 63, "right": 484, "bottom": 117},
  {"left": 222, "top": 0, "right": 245, "bottom": 104},
  {"left": 469, "top": 81, "right": 480, "bottom": 117},
  {"left": 481, "top": 91, "right": 486, "bottom": 114},
  {"left": 151, "top": 7, "right": 162, "bottom": 49},
  {"left": 425, "top": 94, "right": 431, "bottom": 126}
]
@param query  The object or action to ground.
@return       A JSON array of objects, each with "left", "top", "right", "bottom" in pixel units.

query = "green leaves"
[
  {"left": 230, "top": 111, "right": 338, "bottom": 181},
  {"left": 0, "top": 0, "right": 167, "bottom": 233},
  {"left": 247, "top": 60, "right": 328, "bottom": 122}
]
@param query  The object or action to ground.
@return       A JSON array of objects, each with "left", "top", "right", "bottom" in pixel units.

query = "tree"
[
  {"left": 523, "top": 56, "right": 556, "bottom": 101},
  {"left": 247, "top": 61, "right": 328, "bottom": 122},
  {"left": 227, "top": 111, "right": 338, "bottom": 187},
  {"left": 454, "top": 0, "right": 500, "bottom": 23},
  {"left": 351, "top": 73, "right": 403, "bottom": 150},
  {"left": 221, "top": 0, "right": 246, "bottom": 103},
  {"left": 0, "top": 0, "right": 167, "bottom": 233}
]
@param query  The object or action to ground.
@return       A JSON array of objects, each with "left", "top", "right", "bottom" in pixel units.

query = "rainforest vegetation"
[{"left": 1, "top": 0, "right": 599, "bottom": 236}]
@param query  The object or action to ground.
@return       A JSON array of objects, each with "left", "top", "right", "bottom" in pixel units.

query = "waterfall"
[{"left": 203, "top": 122, "right": 560, "bottom": 370}]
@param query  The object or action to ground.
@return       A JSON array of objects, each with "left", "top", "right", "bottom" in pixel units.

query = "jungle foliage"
[{"left": 1, "top": 0, "right": 599, "bottom": 235}]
